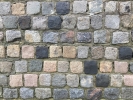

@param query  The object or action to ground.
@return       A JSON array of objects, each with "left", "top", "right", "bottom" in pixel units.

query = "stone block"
[
  {"left": 121, "top": 88, "right": 133, "bottom": 99},
  {"left": 0, "top": 75, "right": 7, "bottom": 86},
  {"left": 91, "top": 15, "right": 102, "bottom": 29},
  {"left": 105, "top": 1, "right": 117, "bottom": 13},
  {"left": 0, "top": 61, "right": 12, "bottom": 72},
  {"left": 20, "top": 88, "right": 34, "bottom": 99},
  {"left": 50, "top": 46, "right": 62, "bottom": 57},
  {"left": 119, "top": 1, "right": 131, "bottom": 14},
  {"left": 0, "top": 46, "right": 5, "bottom": 58},
  {"left": 111, "top": 74, "right": 123, "bottom": 87},
  {"left": 39, "top": 74, "right": 51, "bottom": 86},
  {"left": 7, "top": 45, "right": 20, "bottom": 57},
  {"left": 12, "top": 3, "right": 25, "bottom": 15},
  {"left": 58, "top": 61, "right": 69, "bottom": 72},
  {"left": 15, "top": 60, "right": 27, "bottom": 72},
  {"left": 63, "top": 46, "right": 76, "bottom": 58},
  {"left": 100, "top": 61, "right": 112, "bottom": 73},
  {"left": 43, "top": 61, "right": 57, "bottom": 72},
  {"left": 36, "top": 46, "right": 48, "bottom": 59},
  {"left": 78, "top": 46, "right": 89, "bottom": 58},
  {"left": 22, "top": 45, "right": 34, "bottom": 58},
  {"left": 0, "top": 2, "right": 10, "bottom": 15},
  {"left": 124, "top": 75, "right": 133, "bottom": 86},
  {"left": 70, "top": 61, "right": 83, "bottom": 73}
]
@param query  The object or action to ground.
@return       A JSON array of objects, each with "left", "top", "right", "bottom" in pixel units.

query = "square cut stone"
[
  {"left": 63, "top": 46, "right": 76, "bottom": 58},
  {"left": 43, "top": 61, "right": 57, "bottom": 72},
  {"left": 119, "top": 1, "right": 131, "bottom": 14},
  {"left": 104, "top": 47, "right": 118, "bottom": 60},
  {"left": 24, "top": 74, "right": 38, "bottom": 87},
  {"left": 70, "top": 61, "right": 83, "bottom": 73},
  {"left": 7, "top": 45, "right": 20, "bottom": 57},
  {"left": 124, "top": 75, "right": 133, "bottom": 86},
  {"left": 25, "top": 30, "right": 41, "bottom": 42},
  {"left": 27, "top": 1, "right": 40, "bottom": 14},
  {"left": 36, "top": 46, "right": 48, "bottom": 59},
  {"left": 39, "top": 74, "right": 51, "bottom": 86},
  {"left": 100, "top": 61, "right": 112, "bottom": 73},
  {"left": 78, "top": 46, "right": 89, "bottom": 58},
  {"left": 0, "top": 45, "right": 5, "bottom": 58},
  {"left": 121, "top": 15, "right": 133, "bottom": 28},
  {"left": 15, "top": 60, "right": 27, "bottom": 72},
  {"left": 114, "top": 61, "right": 128, "bottom": 73},
  {"left": 50, "top": 46, "right": 62, "bottom": 58},
  {"left": 32, "top": 16, "right": 47, "bottom": 30},
  {"left": 0, "top": 61, "right": 12, "bottom": 73},
  {"left": 91, "top": 15, "right": 102, "bottom": 29},
  {"left": 58, "top": 61, "right": 69, "bottom": 72},
  {"left": 20, "top": 88, "right": 34, "bottom": 99},
  {"left": 73, "top": 1, "right": 87, "bottom": 13},
  {"left": 0, "top": 75, "right": 7, "bottom": 86},
  {"left": 12, "top": 3, "right": 25, "bottom": 15},
  {"left": 77, "top": 16, "right": 90, "bottom": 30},
  {"left": 22, "top": 45, "right": 34, "bottom": 58},
  {"left": 9, "top": 74, "right": 23, "bottom": 87},
  {"left": 105, "top": 15, "right": 120, "bottom": 29},
  {"left": 105, "top": 1, "right": 117, "bottom": 13},
  {"left": 0, "top": 2, "right": 10, "bottom": 15},
  {"left": 121, "top": 88, "right": 133, "bottom": 99},
  {"left": 111, "top": 74, "right": 123, "bottom": 87}
]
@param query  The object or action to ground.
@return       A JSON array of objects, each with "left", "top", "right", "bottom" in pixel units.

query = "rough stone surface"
[
  {"left": 43, "top": 61, "right": 57, "bottom": 72},
  {"left": 28, "top": 60, "right": 42, "bottom": 72},
  {"left": 112, "top": 31, "right": 129, "bottom": 44},
  {"left": 56, "top": 1, "right": 70, "bottom": 15},
  {"left": 130, "top": 62, "right": 133, "bottom": 73},
  {"left": 36, "top": 46, "right": 48, "bottom": 59},
  {"left": 42, "top": 2, "right": 55, "bottom": 15},
  {"left": 58, "top": 61, "right": 69, "bottom": 72},
  {"left": 12, "top": 3, "right": 25, "bottom": 15},
  {"left": 20, "top": 88, "right": 33, "bottom": 99},
  {"left": 66, "top": 74, "right": 79, "bottom": 87},
  {"left": 89, "top": 0, "right": 103, "bottom": 14},
  {"left": 0, "top": 62, "right": 12, "bottom": 72},
  {"left": 24, "top": 74, "right": 38, "bottom": 87},
  {"left": 84, "top": 61, "right": 98, "bottom": 75},
  {"left": 50, "top": 46, "right": 62, "bottom": 57},
  {"left": 73, "top": 1, "right": 87, "bottom": 13},
  {"left": 35, "top": 88, "right": 51, "bottom": 99},
  {"left": 0, "top": 2, "right": 10, "bottom": 15},
  {"left": 32, "top": 16, "right": 47, "bottom": 30},
  {"left": 77, "top": 16, "right": 90, "bottom": 30},
  {"left": 60, "top": 31, "right": 75, "bottom": 43},
  {"left": 39, "top": 74, "right": 51, "bottom": 86},
  {"left": 91, "top": 15, "right": 102, "bottom": 29},
  {"left": 111, "top": 74, "right": 123, "bottom": 87},
  {"left": 121, "top": 15, "right": 133, "bottom": 28},
  {"left": 15, "top": 60, "right": 27, "bottom": 72},
  {"left": 2, "top": 16, "right": 18, "bottom": 29},
  {"left": 7, "top": 45, "right": 20, "bottom": 57},
  {"left": 119, "top": 47, "right": 132, "bottom": 60},
  {"left": 9, "top": 74, "right": 23, "bottom": 87},
  {"left": 100, "top": 61, "right": 112, "bottom": 73},
  {"left": 3, "top": 88, "right": 18, "bottom": 99},
  {"left": 27, "top": 1, "right": 40, "bottom": 14},
  {"left": 94, "top": 30, "right": 110, "bottom": 44},
  {"left": 22, "top": 45, "right": 34, "bottom": 58},
  {"left": 91, "top": 46, "right": 104, "bottom": 59},
  {"left": 0, "top": 75, "right": 7, "bottom": 86},
  {"left": 119, "top": 1, "right": 131, "bottom": 14},
  {"left": 104, "top": 88, "right": 120, "bottom": 100},
  {"left": 105, "top": 1, "right": 117, "bottom": 12},
  {"left": 53, "top": 89, "right": 68, "bottom": 100},
  {"left": 18, "top": 16, "right": 31, "bottom": 29},
  {"left": 63, "top": 46, "right": 76, "bottom": 58},
  {"left": 69, "top": 88, "right": 84, "bottom": 99},
  {"left": 0, "top": 17, "right": 3, "bottom": 29},
  {"left": 96, "top": 74, "right": 110, "bottom": 87},
  {"left": 62, "top": 15, "right": 76, "bottom": 29},
  {"left": 6, "top": 30, "right": 21, "bottom": 42},
  {"left": 114, "top": 61, "right": 128, "bottom": 73},
  {"left": 48, "top": 16, "right": 62, "bottom": 30},
  {"left": 124, "top": 75, "right": 133, "bottom": 86},
  {"left": 70, "top": 61, "right": 83, "bottom": 73},
  {"left": 52, "top": 74, "right": 66, "bottom": 87},
  {"left": 78, "top": 46, "right": 89, "bottom": 58},
  {"left": 105, "top": 15, "right": 120, "bottom": 29},
  {"left": 77, "top": 32, "right": 92, "bottom": 43},
  {"left": 104, "top": 47, "right": 118, "bottom": 60},
  {"left": 25, "top": 30, "right": 41, "bottom": 42},
  {"left": 0, "top": 32, "right": 3, "bottom": 40},
  {"left": 43, "top": 32, "right": 58, "bottom": 43},
  {"left": 0, "top": 45, "right": 5, "bottom": 58},
  {"left": 80, "top": 74, "right": 93, "bottom": 88},
  {"left": 87, "top": 88, "right": 102, "bottom": 100},
  {"left": 121, "top": 88, "right": 133, "bottom": 99}
]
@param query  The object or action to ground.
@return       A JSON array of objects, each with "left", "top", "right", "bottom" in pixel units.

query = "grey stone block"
[
  {"left": 53, "top": 89, "right": 68, "bottom": 100},
  {"left": 52, "top": 74, "right": 66, "bottom": 87},
  {"left": 3, "top": 88, "right": 18, "bottom": 99},
  {"left": 6, "top": 30, "right": 21, "bottom": 42},
  {"left": 20, "top": 88, "right": 34, "bottom": 99},
  {"left": 121, "top": 88, "right": 133, "bottom": 99},
  {"left": 0, "top": 75, "right": 7, "bottom": 86},
  {"left": 43, "top": 32, "right": 58, "bottom": 43},
  {"left": 39, "top": 74, "right": 51, "bottom": 86},
  {"left": 0, "top": 17, "right": 3, "bottom": 29},
  {"left": 42, "top": 2, "right": 55, "bottom": 15},
  {"left": 28, "top": 60, "right": 42, "bottom": 72},
  {"left": 80, "top": 74, "right": 93, "bottom": 88},
  {"left": 58, "top": 61, "right": 69, "bottom": 72},
  {"left": 15, "top": 60, "right": 27, "bottom": 72},
  {"left": 105, "top": 1, "right": 117, "bottom": 13},
  {"left": 78, "top": 46, "right": 89, "bottom": 58},
  {"left": 35, "top": 88, "right": 51, "bottom": 99},
  {"left": 69, "top": 88, "right": 84, "bottom": 99},
  {"left": 27, "top": 1, "right": 40, "bottom": 14},
  {"left": 0, "top": 2, "right": 10, "bottom": 15},
  {"left": 91, "top": 15, "right": 102, "bottom": 29},
  {"left": 2, "top": 16, "right": 18, "bottom": 29}
]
